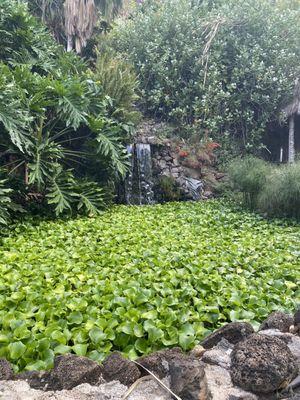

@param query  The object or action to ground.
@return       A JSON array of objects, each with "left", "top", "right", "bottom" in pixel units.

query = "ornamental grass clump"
[
  {"left": 228, "top": 156, "right": 270, "bottom": 209},
  {"left": 258, "top": 162, "right": 300, "bottom": 219}
]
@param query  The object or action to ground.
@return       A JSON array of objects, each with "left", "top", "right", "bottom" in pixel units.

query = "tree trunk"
[
  {"left": 288, "top": 115, "right": 295, "bottom": 163},
  {"left": 67, "top": 35, "right": 73, "bottom": 52}
]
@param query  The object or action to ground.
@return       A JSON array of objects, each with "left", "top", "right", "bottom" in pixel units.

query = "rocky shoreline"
[{"left": 0, "top": 310, "right": 299, "bottom": 400}]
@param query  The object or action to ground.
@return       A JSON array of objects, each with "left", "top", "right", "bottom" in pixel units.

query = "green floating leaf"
[
  {"left": 89, "top": 327, "right": 106, "bottom": 344},
  {"left": 73, "top": 344, "right": 88, "bottom": 356},
  {"left": 8, "top": 341, "right": 26, "bottom": 360},
  {"left": 54, "top": 344, "right": 71, "bottom": 355},
  {"left": 68, "top": 311, "right": 83, "bottom": 325}
]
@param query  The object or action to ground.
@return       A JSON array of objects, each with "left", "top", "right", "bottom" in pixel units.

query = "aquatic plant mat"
[{"left": 0, "top": 201, "right": 299, "bottom": 371}]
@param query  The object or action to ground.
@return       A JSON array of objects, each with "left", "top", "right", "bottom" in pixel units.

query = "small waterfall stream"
[{"left": 125, "top": 143, "right": 154, "bottom": 205}]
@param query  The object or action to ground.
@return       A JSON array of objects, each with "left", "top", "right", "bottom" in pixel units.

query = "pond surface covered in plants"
[{"left": 0, "top": 201, "right": 299, "bottom": 371}]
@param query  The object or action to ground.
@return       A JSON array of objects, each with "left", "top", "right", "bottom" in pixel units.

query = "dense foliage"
[
  {"left": 0, "top": 201, "right": 298, "bottom": 371},
  {"left": 228, "top": 157, "right": 300, "bottom": 219},
  {"left": 27, "top": 0, "right": 124, "bottom": 48},
  {"left": 228, "top": 157, "right": 270, "bottom": 209},
  {"left": 112, "top": 0, "right": 300, "bottom": 155},
  {"left": 0, "top": 0, "right": 136, "bottom": 223}
]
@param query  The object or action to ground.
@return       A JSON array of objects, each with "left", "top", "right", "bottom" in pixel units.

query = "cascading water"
[{"left": 125, "top": 143, "right": 155, "bottom": 205}]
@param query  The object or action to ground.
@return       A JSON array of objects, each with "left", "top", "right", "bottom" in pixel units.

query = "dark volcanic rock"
[
  {"left": 258, "top": 330, "right": 300, "bottom": 370},
  {"left": 48, "top": 354, "right": 104, "bottom": 390},
  {"left": 260, "top": 312, "right": 294, "bottom": 333},
  {"left": 231, "top": 334, "right": 298, "bottom": 394},
  {"left": 293, "top": 309, "right": 300, "bottom": 334},
  {"left": 15, "top": 370, "right": 51, "bottom": 390},
  {"left": 201, "top": 322, "right": 254, "bottom": 349},
  {"left": 138, "top": 347, "right": 183, "bottom": 378},
  {"left": 0, "top": 359, "right": 14, "bottom": 380},
  {"left": 102, "top": 352, "right": 141, "bottom": 386},
  {"left": 169, "top": 357, "right": 205, "bottom": 400}
]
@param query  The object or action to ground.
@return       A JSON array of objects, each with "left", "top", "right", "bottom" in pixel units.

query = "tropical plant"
[
  {"left": 0, "top": 179, "right": 15, "bottom": 225},
  {"left": 28, "top": 0, "right": 124, "bottom": 52},
  {"left": 228, "top": 157, "right": 270, "bottom": 209},
  {"left": 258, "top": 162, "right": 300, "bottom": 219},
  {"left": 0, "top": 0, "right": 132, "bottom": 218},
  {"left": 93, "top": 50, "right": 140, "bottom": 123},
  {"left": 111, "top": 0, "right": 300, "bottom": 155}
]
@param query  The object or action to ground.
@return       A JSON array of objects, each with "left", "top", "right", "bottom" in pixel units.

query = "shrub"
[
  {"left": 228, "top": 157, "right": 270, "bottom": 209},
  {"left": 111, "top": 0, "right": 300, "bottom": 152},
  {"left": 155, "top": 175, "right": 181, "bottom": 202},
  {"left": 93, "top": 51, "right": 141, "bottom": 124},
  {"left": 258, "top": 162, "right": 300, "bottom": 219},
  {"left": 0, "top": 0, "right": 136, "bottom": 219}
]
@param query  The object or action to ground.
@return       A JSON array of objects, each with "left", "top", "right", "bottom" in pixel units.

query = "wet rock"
[
  {"left": 0, "top": 358, "right": 14, "bottom": 380},
  {"left": 48, "top": 354, "right": 104, "bottom": 390},
  {"left": 258, "top": 330, "right": 300, "bottom": 369},
  {"left": 103, "top": 352, "right": 141, "bottom": 386},
  {"left": 231, "top": 334, "right": 298, "bottom": 394},
  {"left": 137, "top": 347, "right": 183, "bottom": 378},
  {"left": 260, "top": 312, "right": 294, "bottom": 333},
  {"left": 199, "top": 364, "right": 257, "bottom": 400},
  {"left": 201, "top": 322, "right": 254, "bottom": 349},
  {"left": 202, "top": 338, "right": 233, "bottom": 369},
  {"left": 169, "top": 357, "right": 205, "bottom": 400}
]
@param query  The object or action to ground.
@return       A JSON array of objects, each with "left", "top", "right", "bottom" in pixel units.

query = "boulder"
[
  {"left": 258, "top": 329, "right": 300, "bottom": 369},
  {"left": 169, "top": 357, "right": 205, "bottom": 400},
  {"left": 125, "top": 376, "right": 171, "bottom": 400},
  {"left": 291, "top": 309, "right": 300, "bottom": 335},
  {"left": 0, "top": 359, "right": 14, "bottom": 380},
  {"left": 198, "top": 364, "right": 258, "bottom": 400},
  {"left": 48, "top": 354, "right": 104, "bottom": 390},
  {"left": 137, "top": 347, "right": 183, "bottom": 379},
  {"left": 260, "top": 312, "right": 294, "bottom": 333},
  {"left": 201, "top": 338, "right": 233, "bottom": 370},
  {"left": 231, "top": 334, "right": 298, "bottom": 394},
  {"left": 201, "top": 322, "right": 254, "bottom": 349},
  {"left": 102, "top": 352, "right": 141, "bottom": 387}
]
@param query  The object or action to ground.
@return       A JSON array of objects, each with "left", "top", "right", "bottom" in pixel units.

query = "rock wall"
[{"left": 133, "top": 120, "right": 223, "bottom": 201}]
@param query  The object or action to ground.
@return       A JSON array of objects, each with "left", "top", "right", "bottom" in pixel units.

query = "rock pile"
[{"left": 0, "top": 310, "right": 299, "bottom": 400}]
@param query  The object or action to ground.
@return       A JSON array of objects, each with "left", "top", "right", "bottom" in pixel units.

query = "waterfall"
[{"left": 125, "top": 143, "right": 154, "bottom": 205}]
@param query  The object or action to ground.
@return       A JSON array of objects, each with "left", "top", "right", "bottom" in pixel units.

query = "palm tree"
[{"left": 28, "top": 0, "right": 124, "bottom": 52}]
